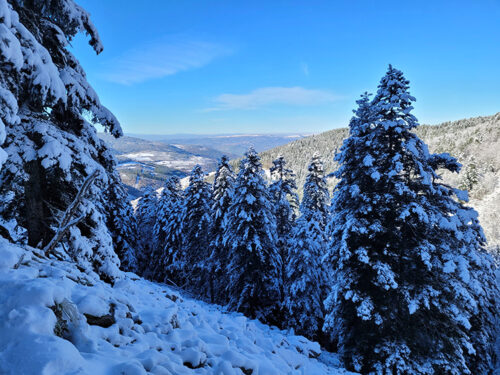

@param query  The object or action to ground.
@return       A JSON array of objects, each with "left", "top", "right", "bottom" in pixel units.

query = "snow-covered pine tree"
[
  {"left": 300, "top": 154, "right": 330, "bottom": 225},
  {"left": 0, "top": 0, "right": 27, "bottom": 238},
  {"left": 153, "top": 182, "right": 171, "bottom": 255},
  {"left": 269, "top": 156, "right": 298, "bottom": 303},
  {"left": 0, "top": 0, "right": 21, "bottom": 175},
  {"left": 285, "top": 153, "right": 330, "bottom": 342},
  {"left": 163, "top": 187, "right": 185, "bottom": 285},
  {"left": 135, "top": 187, "right": 158, "bottom": 275},
  {"left": 0, "top": 0, "right": 125, "bottom": 280},
  {"left": 105, "top": 180, "right": 138, "bottom": 273},
  {"left": 324, "top": 67, "right": 497, "bottom": 374},
  {"left": 459, "top": 158, "right": 479, "bottom": 191},
  {"left": 209, "top": 155, "right": 235, "bottom": 303},
  {"left": 456, "top": 204, "right": 498, "bottom": 374},
  {"left": 181, "top": 165, "right": 212, "bottom": 296},
  {"left": 224, "top": 148, "right": 281, "bottom": 323},
  {"left": 150, "top": 176, "right": 184, "bottom": 283}
]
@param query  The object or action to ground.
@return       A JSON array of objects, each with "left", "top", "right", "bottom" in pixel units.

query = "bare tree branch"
[{"left": 44, "top": 170, "right": 100, "bottom": 257}]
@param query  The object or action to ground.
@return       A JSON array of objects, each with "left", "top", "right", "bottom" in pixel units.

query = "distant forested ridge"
[{"left": 257, "top": 113, "right": 500, "bottom": 251}]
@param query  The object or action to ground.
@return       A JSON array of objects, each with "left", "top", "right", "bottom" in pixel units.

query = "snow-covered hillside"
[
  {"left": 0, "top": 239, "right": 352, "bottom": 375},
  {"left": 257, "top": 113, "right": 500, "bottom": 251},
  {"left": 98, "top": 133, "right": 224, "bottom": 195}
]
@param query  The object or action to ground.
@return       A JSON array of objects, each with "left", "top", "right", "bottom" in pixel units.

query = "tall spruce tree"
[
  {"left": 209, "top": 156, "right": 235, "bottom": 303},
  {"left": 224, "top": 148, "right": 280, "bottom": 323},
  {"left": 324, "top": 67, "right": 497, "bottom": 374},
  {"left": 135, "top": 187, "right": 158, "bottom": 275},
  {"left": 269, "top": 155, "right": 298, "bottom": 302},
  {"left": 457, "top": 205, "right": 498, "bottom": 374},
  {"left": 153, "top": 184, "right": 170, "bottom": 249},
  {"left": 105, "top": 181, "right": 138, "bottom": 273},
  {"left": 300, "top": 154, "right": 330, "bottom": 225},
  {"left": 285, "top": 154, "right": 330, "bottom": 341},
  {"left": 161, "top": 177, "right": 185, "bottom": 285},
  {"left": 181, "top": 165, "right": 212, "bottom": 296},
  {"left": 149, "top": 181, "right": 171, "bottom": 280},
  {"left": 151, "top": 176, "right": 184, "bottom": 283},
  {"left": 0, "top": 0, "right": 124, "bottom": 279}
]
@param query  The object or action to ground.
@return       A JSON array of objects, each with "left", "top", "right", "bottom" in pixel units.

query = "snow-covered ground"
[
  {"left": 0, "top": 238, "right": 352, "bottom": 375},
  {"left": 119, "top": 152, "right": 213, "bottom": 170}
]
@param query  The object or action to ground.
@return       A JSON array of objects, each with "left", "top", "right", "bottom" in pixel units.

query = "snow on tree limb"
[{"left": 44, "top": 170, "right": 99, "bottom": 257}]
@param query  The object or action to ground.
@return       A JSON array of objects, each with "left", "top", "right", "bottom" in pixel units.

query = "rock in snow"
[{"left": 0, "top": 238, "right": 353, "bottom": 375}]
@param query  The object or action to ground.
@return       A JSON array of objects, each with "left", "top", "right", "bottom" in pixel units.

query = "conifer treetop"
[{"left": 301, "top": 153, "right": 329, "bottom": 219}]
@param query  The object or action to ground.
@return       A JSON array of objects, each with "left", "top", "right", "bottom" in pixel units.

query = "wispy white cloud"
[
  {"left": 101, "top": 35, "right": 231, "bottom": 85},
  {"left": 205, "top": 86, "right": 340, "bottom": 111},
  {"left": 300, "top": 62, "right": 310, "bottom": 76}
]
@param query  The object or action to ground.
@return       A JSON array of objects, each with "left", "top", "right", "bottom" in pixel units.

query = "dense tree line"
[{"left": 133, "top": 66, "right": 498, "bottom": 374}]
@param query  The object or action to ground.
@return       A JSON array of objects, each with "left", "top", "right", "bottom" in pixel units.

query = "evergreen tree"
[
  {"left": 105, "top": 180, "right": 138, "bottom": 273},
  {"left": 147, "top": 181, "right": 170, "bottom": 280},
  {"left": 300, "top": 154, "right": 330, "bottom": 225},
  {"left": 209, "top": 156, "right": 235, "bottom": 303},
  {"left": 153, "top": 182, "right": 172, "bottom": 251},
  {"left": 135, "top": 187, "right": 158, "bottom": 275},
  {"left": 0, "top": 0, "right": 123, "bottom": 279},
  {"left": 181, "top": 165, "right": 212, "bottom": 296},
  {"left": 457, "top": 205, "right": 498, "bottom": 374},
  {"left": 0, "top": 0, "right": 22, "bottom": 175},
  {"left": 269, "top": 155, "right": 298, "bottom": 302},
  {"left": 161, "top": 178, "right": 185, "bottom": 285},
  {"left": 224, "top": 148, "right": 280, "bottom": 323},
  {"left": 324, "top": 67, "right": 497, "bottom": 374},
  {"left": 285, "top": 154, "right": 330, "bottom": 341},
  {"left": 151, "top": 176, "right": 184, "bottom": 283},
  {"left": 459, "top": 158, "right": 479, "bottom": 191}
]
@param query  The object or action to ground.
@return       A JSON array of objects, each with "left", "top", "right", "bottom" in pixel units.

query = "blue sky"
[{"left": 73, "top": 0, "right": 500, "bottom": 135}]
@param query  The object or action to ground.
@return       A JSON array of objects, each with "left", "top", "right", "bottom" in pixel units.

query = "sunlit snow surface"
[{"left": 0, "top": 239, "right": 352, "bottom": 375}]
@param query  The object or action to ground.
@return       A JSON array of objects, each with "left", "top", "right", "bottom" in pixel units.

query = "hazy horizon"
[{"left": 96, "top": 109, "right": 500, "bottom": 138}]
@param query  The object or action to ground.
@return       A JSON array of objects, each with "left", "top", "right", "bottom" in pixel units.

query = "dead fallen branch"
[{"left": 43, "top": 170, "right": 99, "bottom": 257}]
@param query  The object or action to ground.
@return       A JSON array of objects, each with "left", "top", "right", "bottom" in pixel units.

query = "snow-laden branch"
[{"left": 44, "top": 170, "right": 99, "bottom": 257}]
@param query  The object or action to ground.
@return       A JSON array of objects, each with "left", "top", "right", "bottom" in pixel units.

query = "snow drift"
[{"left": 0, "top": 238, "right": 352, "bottom": 375}]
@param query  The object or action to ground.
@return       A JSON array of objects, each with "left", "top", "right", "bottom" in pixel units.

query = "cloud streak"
[
  {"left": 206, "top": 86, "right": 340, "bottom": 111},
  {"left": 101, "top": 35, "right": 231, "bottom": 85},
  {"left": 301, "top": 62, "right": 310, "bottom": 76}
]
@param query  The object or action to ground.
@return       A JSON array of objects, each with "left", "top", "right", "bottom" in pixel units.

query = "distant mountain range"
[
  {"left": 98, "top": 132, "right": 309, "bottom": 197},
  {"left": 127, "top": 133, "right": 310, "bottom": 157}
]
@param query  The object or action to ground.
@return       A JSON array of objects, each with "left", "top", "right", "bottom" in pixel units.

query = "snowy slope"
[{"left": 0, "top": 239, "right": 352, "bottom": 375}]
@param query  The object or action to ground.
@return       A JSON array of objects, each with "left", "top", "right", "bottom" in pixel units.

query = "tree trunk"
[{"left": 24, "top": 159, "right": 48, "bottom": 247}]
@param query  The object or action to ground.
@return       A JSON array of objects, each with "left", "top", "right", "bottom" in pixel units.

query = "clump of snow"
[{"left": 0, "top": 239, "right": 353, "bottom": 374}]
